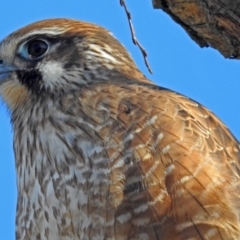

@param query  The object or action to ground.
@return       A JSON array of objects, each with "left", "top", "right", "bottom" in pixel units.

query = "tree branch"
[
  {"left": 152, "top": 0, "right": 240, "bottom": 60},
  {"left": 120, "top": 0, "right": 153, "bottom": 73}
]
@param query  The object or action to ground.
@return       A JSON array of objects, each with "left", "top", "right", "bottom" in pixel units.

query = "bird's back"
[{"left": 91, "top": 82, "right": 240, "bottom": 239}]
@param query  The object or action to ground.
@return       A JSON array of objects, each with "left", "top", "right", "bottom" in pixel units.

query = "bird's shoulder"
[{"left": 76, "top": 80, "right": 239, "bottom": 154}]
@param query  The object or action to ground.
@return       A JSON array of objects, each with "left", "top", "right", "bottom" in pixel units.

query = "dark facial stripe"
[{"left": 16, "top": 69, "right": 43, "bottom": 94}]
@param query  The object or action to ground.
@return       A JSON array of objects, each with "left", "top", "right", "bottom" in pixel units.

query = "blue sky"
[{"left": 0, "top": 1, "right": 239, "bottom": 239}]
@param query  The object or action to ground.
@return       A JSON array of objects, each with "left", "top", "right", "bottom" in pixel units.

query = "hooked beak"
[{"left": 0, "top": 63, "right": 16, "bottom": 81}]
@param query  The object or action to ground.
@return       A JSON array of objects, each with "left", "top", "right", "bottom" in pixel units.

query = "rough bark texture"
[{"left": 152, "top": 0, "right": 240, "bottom": 59}]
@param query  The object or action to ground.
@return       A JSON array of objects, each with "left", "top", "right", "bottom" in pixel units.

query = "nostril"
[{"left": 0, "top": 59, "right": 3, "bottom": 64}]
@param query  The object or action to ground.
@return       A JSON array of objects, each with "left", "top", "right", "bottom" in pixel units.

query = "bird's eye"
[
  {"left": 28, "top": 40, "right": 49, "bottom": 58},
  {"left": 18, "top": 39, "right": 50, "bottom": 60}
]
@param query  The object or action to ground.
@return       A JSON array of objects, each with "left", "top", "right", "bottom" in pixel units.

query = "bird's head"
[{"left": 0, "top": 18, "right": 146, "bottom": 111}]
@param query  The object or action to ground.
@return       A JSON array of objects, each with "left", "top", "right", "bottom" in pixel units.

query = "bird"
[{"left": 0, "top": 18, "right": 239, "bottom": 240}]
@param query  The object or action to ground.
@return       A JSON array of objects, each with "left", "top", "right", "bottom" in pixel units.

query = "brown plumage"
[{"left": 0, "top": 18, "right": 239, "bottom": 240}]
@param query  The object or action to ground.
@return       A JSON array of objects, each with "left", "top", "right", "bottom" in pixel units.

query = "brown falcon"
[{"left": 0, "top": 18, "right": 239, "bottom": 240}]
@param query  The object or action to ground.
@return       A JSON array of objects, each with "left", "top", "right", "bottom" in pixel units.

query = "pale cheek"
[{"left": 39, "top": 61, "right": 64, "bottom": 89}]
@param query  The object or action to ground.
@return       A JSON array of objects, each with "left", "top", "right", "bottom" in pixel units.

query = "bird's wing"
[{"left": 78, "top": 82, "right": 240, "bottom": 239}]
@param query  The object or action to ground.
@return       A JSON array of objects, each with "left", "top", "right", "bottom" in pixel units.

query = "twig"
[{"left": 120, "top": 0, "right": 153, "bottom": 74}]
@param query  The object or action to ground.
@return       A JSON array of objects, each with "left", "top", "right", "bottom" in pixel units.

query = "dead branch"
[{"left": 120, "top": 0, "right": 153, "bottom": 74}]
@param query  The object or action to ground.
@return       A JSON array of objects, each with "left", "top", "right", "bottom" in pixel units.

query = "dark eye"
[{"left": 28, "top": 40, "right": 49, "bottom": 58}]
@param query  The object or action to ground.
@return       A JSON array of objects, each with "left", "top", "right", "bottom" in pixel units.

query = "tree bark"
[{"left": 152, "top": 0, "right": 240, "bottom": 59}]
